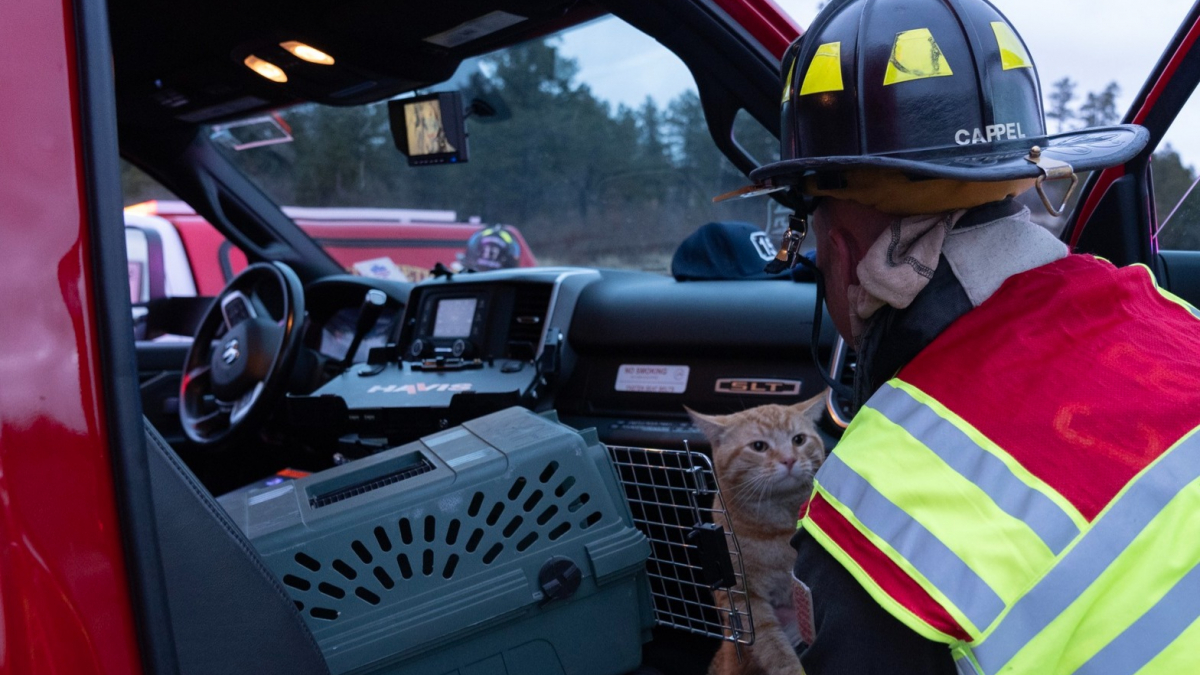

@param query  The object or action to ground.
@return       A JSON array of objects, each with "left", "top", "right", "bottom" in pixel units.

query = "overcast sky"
[{"left": 558, "top": 0, "right": 1200, "bottom": 164}]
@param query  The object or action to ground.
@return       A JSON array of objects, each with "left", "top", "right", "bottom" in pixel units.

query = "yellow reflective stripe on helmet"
[
  {"left": 782, "top": 57, "right": 797, "bottom": 104},
  {"left": 883, "top": 28, "right": 954, "bottom": 86},
  {"left": 803, "top": 484, "right": 975, "bottom": 644},
  {"left": 816, "top": 453, "right": 1005, "bottom": 634},
  {"left": 973, "top": 427, "right": 1200, "bottom": 673},
  {"left": 872, "top": 382, "right": 1081, "bottom": 554},
  {"left": 835, "top": 405, "right": 1058, "bottom": 607},
  {"left": 800, "top": 42, "right": 844, "bottom": 96},
  {"left": 990, "top": 22, "right": 1032, "bottom": 70}
]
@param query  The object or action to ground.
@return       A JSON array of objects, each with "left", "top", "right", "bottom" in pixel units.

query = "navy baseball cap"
[{"left": 671, "top": 222, "right": 813, "bottom": 282}]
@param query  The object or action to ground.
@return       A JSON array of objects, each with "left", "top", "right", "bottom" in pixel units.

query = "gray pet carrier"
[{"left": 220, "top": 408, "right": 654, "bottom": 675}]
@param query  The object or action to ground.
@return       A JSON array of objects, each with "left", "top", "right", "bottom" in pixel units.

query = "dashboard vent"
[{"left": 506, "top": 284, "right": 553, "bottom": 358}]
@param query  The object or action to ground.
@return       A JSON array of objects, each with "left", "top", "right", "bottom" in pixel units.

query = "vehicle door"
[
  {"left": 1067, "top": 4, "right": 1200, "bottom": 303},
  {"left": 0, "top": 0, "right": 149, "bottom": 672}
]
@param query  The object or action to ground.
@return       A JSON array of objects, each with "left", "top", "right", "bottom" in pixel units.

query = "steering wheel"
[{"left": 180, "top": 262, "right": 306, "bottom": 445}]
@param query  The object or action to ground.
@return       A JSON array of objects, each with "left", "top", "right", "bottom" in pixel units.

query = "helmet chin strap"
[{"left": 766, "top": 213, "right": 855, "bottom": 401}]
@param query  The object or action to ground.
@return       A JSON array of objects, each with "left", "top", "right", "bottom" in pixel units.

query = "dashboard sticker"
[{"left": 615, "top": 364, "right": 690, "bottom": 394}]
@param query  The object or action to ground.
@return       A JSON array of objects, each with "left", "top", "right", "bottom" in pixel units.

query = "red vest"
[{"left": 801, "top": 254, "right": 1200, "bottom": 673}]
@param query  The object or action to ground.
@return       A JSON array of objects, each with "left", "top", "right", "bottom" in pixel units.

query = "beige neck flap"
[{"left": 846, "top": 210, "right": 966, "bottom": 339}]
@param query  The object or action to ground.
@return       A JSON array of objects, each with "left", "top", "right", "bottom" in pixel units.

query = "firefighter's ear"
[{"left": 686, "top": 406, "right": 729, "bottom": 443}]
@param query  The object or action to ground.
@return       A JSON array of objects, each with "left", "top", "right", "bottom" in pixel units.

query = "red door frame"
[
  {"left": 0, "top": 0, "right": 143, "bottom": 673},
  {"left": 1069, "top": 6, "right": 1200, "bottom": 250}
]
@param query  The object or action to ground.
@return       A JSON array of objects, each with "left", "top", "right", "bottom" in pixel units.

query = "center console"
[{"left": 288, "top": 268, "right": 599, "bottom": 451}]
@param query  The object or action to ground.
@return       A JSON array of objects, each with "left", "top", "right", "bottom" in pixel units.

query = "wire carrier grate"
[{"left": 606, "top": 444, "right": 754, "bottom": 645}]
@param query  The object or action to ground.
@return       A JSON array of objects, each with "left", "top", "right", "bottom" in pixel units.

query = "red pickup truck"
[{"left": 124, "top": 199, "right": 537, "bottom": 301}]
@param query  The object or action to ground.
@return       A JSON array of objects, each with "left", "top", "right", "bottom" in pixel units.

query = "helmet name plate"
[{"left": 955, "top": 123, "right": 1027, "bottom": 146}]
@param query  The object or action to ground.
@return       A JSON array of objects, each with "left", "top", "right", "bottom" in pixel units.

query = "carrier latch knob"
[{"left": 538, "top": 556, "right": 582, "bottom": 603}]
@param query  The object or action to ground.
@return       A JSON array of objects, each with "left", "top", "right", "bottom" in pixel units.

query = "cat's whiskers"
[
  {"left": 727, "top": 472, "right": 771, "bottom": 507},
  {"left": 754, "top": 468, "right": 778, "bottom": 509}
]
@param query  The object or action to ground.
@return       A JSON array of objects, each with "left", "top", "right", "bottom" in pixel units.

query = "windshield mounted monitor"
[{"left": 388, "top": 92, "right": 469, "bottom": 166}]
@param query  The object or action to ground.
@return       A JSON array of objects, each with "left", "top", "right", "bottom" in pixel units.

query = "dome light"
[
  {"left": 280, "top": 41, "right": 335, "bottom": 66},
  {"left": 244, "top": 55, "right": 287, "bottom": 83}
]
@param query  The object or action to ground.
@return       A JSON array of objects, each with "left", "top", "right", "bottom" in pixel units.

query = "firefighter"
[{"left": 739, "top": 0, "right": 1200, "bottom": 672}]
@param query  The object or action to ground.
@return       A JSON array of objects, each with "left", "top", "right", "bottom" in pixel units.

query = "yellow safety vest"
[{"left": 800, "top": 255, "right": 1200, "bottom": 674}]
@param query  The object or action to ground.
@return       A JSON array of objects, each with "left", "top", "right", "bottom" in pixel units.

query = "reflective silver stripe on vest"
[
  {"left": 870, "top": 384, "right": 1080, "bottom": 554},
  {"left": 818, "top": 454, "right": 1006, "bottom": 632},
  {"left": 974, "top": 431, "right": 1200, "bottom": 673},
  {"left": 955, "top": 656, "right": 983, "bottom": 675},
  {"left": 1073, "top": 560, "right": 1200, "bottom": 675}
]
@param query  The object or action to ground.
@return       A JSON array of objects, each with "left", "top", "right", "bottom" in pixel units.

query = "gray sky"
[{"left": 559, "top": 0, "right": 1200, "bottom": 165}]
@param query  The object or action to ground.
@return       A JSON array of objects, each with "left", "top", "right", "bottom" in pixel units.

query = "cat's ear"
[
  {"left": 685, "top": 406, "right": 729, "bottom": 442},
  {"left": 793, "top": 389, "right": 829, "bottom": 422}
]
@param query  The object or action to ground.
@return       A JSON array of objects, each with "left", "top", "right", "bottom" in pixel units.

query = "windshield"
[{"left": 210, "top": 17, "right": 780, "bottom": 278}]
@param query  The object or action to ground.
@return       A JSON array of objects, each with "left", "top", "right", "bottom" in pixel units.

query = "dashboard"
[
  {"left": 293, "top": 268, "right": 598, "bottom": 454},
  {"left": 295, "top": 266, "right": 836, "bottom": 456}
]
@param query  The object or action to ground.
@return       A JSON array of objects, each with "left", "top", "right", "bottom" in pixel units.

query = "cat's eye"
[
  {"left": 750, "top": 441, "right": 768, "bottom": 452},
  {"left": 793, "top": 434, "right": 807, "bottom": 446}
]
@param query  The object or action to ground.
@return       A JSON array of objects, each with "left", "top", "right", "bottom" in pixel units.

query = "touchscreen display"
[{"left": 433, "top": 298, "right": 477, "bottom": 337}]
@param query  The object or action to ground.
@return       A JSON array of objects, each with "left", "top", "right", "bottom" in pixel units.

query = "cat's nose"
[{"left": 782, "top": 458, "right": 796, "bottom": 471}]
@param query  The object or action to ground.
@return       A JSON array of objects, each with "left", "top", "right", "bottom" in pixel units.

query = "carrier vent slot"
[
  {"left": 443, "top": 554, "right": 460, "bottom": 579},
  {"left": 332, "top": 559, "right": 357, "bottom": 580},
  {"left": 568, "top": 493, "right": 591, "bottom": 512},
  {"left": 283, "top": 574, "right": 310, "bottom": 591},
  {"left": 468, "top": 492, "right": 485, "bottom": 517},
  {"left": 309, "top": 455, "right": 435, "bottom": 508},
  {"left": 310, "top": 607, "right": 339, "bottom": 621},
  {"left": 516, "top": 532, "right": 538, "bottom": 551},
  {"left": 505, "top": 284, "right": 553, "bottom": 357},
  {"left": 318, "top": 582, "right": 346, "bottom": 599}
]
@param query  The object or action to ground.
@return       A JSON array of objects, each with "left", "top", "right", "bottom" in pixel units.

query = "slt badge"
[{"left": 714, "top": 378, "right": 802, "bottom": 396}]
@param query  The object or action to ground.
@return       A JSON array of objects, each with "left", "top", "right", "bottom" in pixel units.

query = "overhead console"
[{"left": 288, "top": 268, "right": 599, "bottom": 454}]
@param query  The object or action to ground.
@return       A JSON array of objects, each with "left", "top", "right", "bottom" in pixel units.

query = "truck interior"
[{"left": 77, "top": 0, "right": 1200, "bottom": 673}]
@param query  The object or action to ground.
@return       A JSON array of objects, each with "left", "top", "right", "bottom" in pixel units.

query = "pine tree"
[
  {"left": 1046, "top": 77, "right": 1077, "bottom": 133},
  {"left": 1079, "top": 81, "right": 1121, "bottom": 128}
]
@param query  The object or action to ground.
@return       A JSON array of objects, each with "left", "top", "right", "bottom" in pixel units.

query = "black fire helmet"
[{"left": 744, "top": 0, "right": 1150, "bottom": 216}]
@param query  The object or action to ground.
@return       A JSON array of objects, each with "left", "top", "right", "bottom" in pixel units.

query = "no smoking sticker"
[{"left": 615, "top": 364, "right": 690, "bottom": 394}]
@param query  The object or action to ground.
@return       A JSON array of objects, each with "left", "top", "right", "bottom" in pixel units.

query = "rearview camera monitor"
[{"left": 388, "top": 92, "right": 469, "bottom": 166}]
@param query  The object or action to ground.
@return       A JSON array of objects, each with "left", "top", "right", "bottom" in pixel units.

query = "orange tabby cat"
[{"left": 688, "top": 393, "right": 827, "bottom": 675}]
